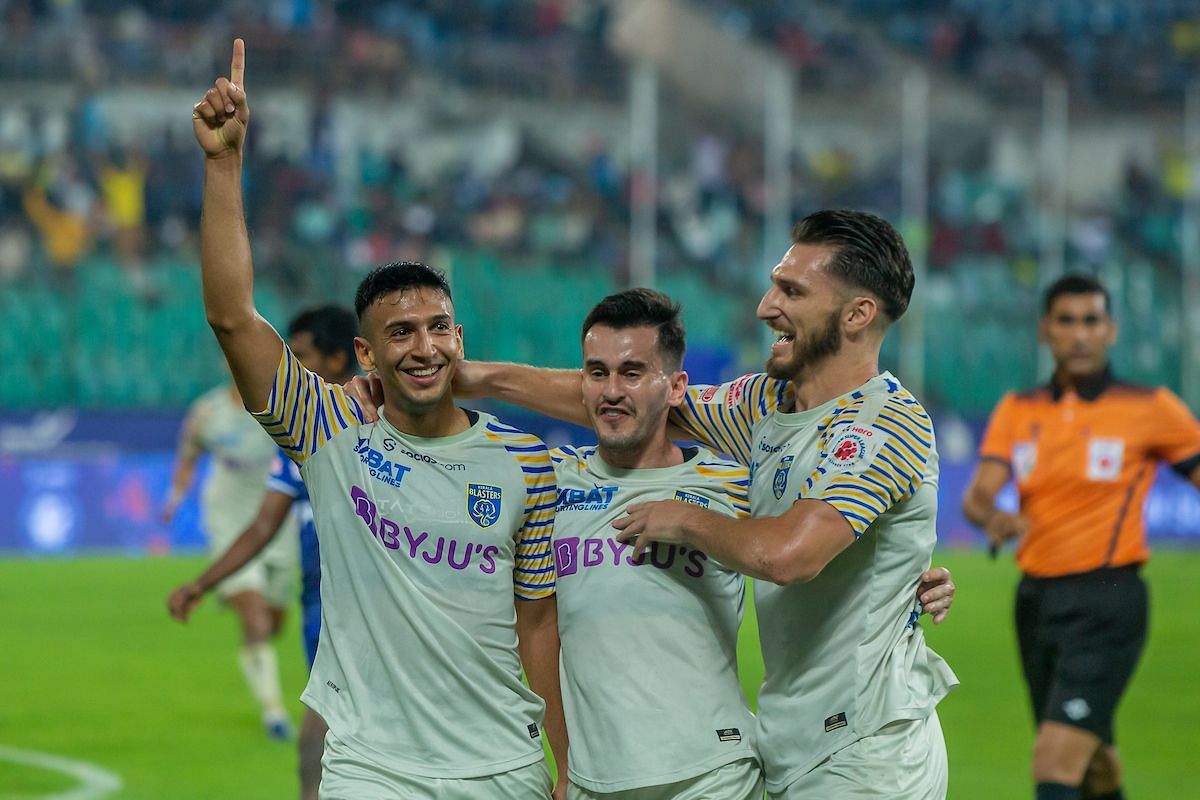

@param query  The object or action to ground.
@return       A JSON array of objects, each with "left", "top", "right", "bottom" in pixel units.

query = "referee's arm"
[{"left": 962, "top": 458, "right": 1029, "bottom": 550}]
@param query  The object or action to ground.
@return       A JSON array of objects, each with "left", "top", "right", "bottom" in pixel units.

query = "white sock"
[{"left": 237, "top": 642, "right": 286, "bottom": 720}]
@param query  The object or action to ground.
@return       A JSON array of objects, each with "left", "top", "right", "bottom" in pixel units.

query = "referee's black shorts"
[{"left": 1014, "top": 563, "right": 1148, "bottom": 744}]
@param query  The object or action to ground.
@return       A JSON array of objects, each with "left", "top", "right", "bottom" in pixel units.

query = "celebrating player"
[
  {"left": 168, "top": 304, "right": 358, "bottom": 800},
  {"left": 399, "top": 210, "right": 958, "bottom": 798},
  {"left": 963, "top": 274, "right": 1200, "bottom": 800},
  {"left": 189, "top": 39, "right": 567, "bottom": 798},
  {"left": 468, "top": 289, "right": 765, "bottom": 798}
]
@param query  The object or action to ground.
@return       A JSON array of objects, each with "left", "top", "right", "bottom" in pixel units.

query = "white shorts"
[
  {"left": 214, "top": 557, "right": 295, "bottom": 608},
  {"left": 319, "top": 732, "right": 552, "bottom": 799},
  {"left": 569, "top": 758, "right": 763, "bottom": 800},
  {"left": 206, "top": 502, "right": 297, "bottom": 609},
  {"left": 770, "top": 712, "right": 947, "bottom": 800}
]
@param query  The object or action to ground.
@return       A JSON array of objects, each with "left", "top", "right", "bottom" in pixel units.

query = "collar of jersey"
[
  {"left": 1049, "top": 365, "right": 1113, "bottom": 402},
  {"left": 772, "top": 372, "right": 892, "bottom": 426},
  {"left": 585, "top": 445, "right": 704, "bottom": 482},
  {"left": 375, "top": 407, "right": 483, "bottom": 448}
]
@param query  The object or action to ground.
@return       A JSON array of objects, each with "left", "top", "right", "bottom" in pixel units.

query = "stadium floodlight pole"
[
  {"left": 1037, "top": 74, "right": 1069, "bottom": 379},
  {"left": 762, "top": 60, "right": 795, "bottom": 358},
  {"left": 629, "top": 60, "right": 658, "bottom": 290},
  {"left": 1182, "top": 80, "right": 1200, "bottom": 408},
  {"left": 763, "top": 61, "right": 794, "bottom": 276},
  {"left": 899, "top": 68, "right": 930, "bottom": 401}
]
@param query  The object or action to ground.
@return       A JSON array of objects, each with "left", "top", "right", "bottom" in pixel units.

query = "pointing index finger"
[{"left": 230, "top": 37, "right": 245, "bottom": 88}]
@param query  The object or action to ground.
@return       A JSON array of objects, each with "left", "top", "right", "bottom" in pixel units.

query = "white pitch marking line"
[{"left": 0, "top": 745, "right": 123, "bottom": 800}]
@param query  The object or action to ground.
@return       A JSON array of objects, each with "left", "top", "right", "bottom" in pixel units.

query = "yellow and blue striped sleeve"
[
  {"left": 806, "top": 394, "right": 933, "bottom": 537},
  {"left": 249, "top": 346, "right": 365, "bottom": 466},
  {"left": 694, "top": 459, "right": 752, "bottom": 519},
  {"left": 486, "top": 422, "right": 557, "bottom": 600},
  {"left": 670, "top": 374, "right": 790, "bottom": 466}
]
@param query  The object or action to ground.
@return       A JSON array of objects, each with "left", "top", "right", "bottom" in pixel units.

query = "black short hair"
[
  {"left": 353, "top": 261, "right": 452, "bottom": 321},
  {"left": 287, "top": 305, "right": 358, "bottom": 368},
  {"left": 1043, "top": 273, "right": 1111, "bottom": 316},
  {"left": 792, "top": 209, "right": 914, "bottom": 323},
  {"left": 581, "top": 288, "right": 686, "bottom": 371}
]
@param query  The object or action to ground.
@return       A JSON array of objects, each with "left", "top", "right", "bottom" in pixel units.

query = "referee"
[{"left": 962, "top": 274, "right": 1200, "bottom": 800}]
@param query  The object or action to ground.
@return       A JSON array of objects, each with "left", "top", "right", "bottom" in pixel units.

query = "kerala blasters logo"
[
  {"left": 773, "top": 456, "right": 794, "bottom": 500},
  {"left": 673, "top": 490, "right": 710, "bottom": 508},
  {"left": 467, "top": 483, "right": 502, "bottom": 528}
]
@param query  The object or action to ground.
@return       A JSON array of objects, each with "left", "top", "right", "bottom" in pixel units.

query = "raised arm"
[{"left": 193, "top": 38, "right": 283, "bottom": 411}]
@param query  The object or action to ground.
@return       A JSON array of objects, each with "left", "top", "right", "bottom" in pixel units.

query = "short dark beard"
[{"left": 765, "top": 310, "right": 843, "bottom": 381}]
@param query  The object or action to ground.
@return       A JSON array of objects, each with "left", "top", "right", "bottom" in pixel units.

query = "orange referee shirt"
[{"left": 979, "top": 368, "right": 1200, "bottom": 578}]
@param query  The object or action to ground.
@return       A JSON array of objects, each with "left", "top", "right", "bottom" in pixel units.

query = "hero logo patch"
[
  {"left": 726, "top": 375, "right": 751, "bottom": 410},
  {"left": 1086, "top": 438, "right": 1124, "bottom": 481},
  {"left": 825, "top": 426, "right": 881, "bottom": 473},
  {"left": 699, "top": 385, "right": 719, "bottom": 403}
]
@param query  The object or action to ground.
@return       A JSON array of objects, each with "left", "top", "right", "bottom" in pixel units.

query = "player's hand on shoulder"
[
  {"left": 918, "top": 566, "right": 954, "bottom": 625},
  {"left": 343, "top": 373, "right": 383, "bottom": 422},
  {"left": 167, "top": 582, "right": 205, "bottom": 622},
  {"left": 451, "top": 359, "right": 486, "bottom": 399},
  {"left": 192, "top": 38, "right": 249, "bottom": 159}
]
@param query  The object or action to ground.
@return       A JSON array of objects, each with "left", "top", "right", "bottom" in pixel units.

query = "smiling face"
[
  {"left": 582, "top": 324, "right": 686, "bottom": 460},
  {"left": 354, "top": 287, "right": 464, "bottom": 417},
  {"left": 757, "top": 243, "right": 849, "bottom": 382},
  {"left": 1041, "top": 291, "right": 1116, "bottom": 380}
]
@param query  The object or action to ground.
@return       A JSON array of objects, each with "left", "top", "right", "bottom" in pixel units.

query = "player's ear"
[
  {"left": 455, "top": 324, "right": 465, "bottom": 359},
  {"left": 844, "top": 295, "right": 878, "bottom": 336},
  {"left": 354, "top": 336, "right": 375, "bottom": 372},
  {"left": 667, "top": 370, "right": 689, "bottom": 408}
]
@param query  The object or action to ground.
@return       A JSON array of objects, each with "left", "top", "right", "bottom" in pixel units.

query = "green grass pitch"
[{"left": 2, "top": 551, "right": 1197, "bottom": 798}]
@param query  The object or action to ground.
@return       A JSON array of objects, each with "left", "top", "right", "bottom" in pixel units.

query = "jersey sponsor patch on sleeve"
[{"left": 824, "top": 425, "right": 885, "bottom": 474}]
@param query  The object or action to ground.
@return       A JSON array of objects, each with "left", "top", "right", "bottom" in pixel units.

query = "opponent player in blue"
[{"left": 168, "top": 304, "right": 358, "bottom": 800}]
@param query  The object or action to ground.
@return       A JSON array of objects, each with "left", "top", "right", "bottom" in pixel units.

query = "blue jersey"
[
  {"left": 267, "top": 453, "right": 322, "bottom": 668},
  {"left": 267, "top": 453, "right": 319, "bottom": 605}
]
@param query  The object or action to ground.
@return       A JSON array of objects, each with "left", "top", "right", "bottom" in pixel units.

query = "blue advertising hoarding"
[{"left": 1, "top": 409, "right": 1198, "bottom": 555}]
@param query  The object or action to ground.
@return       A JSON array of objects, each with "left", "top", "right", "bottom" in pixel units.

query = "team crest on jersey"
[
  {"left": 773, "top": 455, "right": 794, "bottom": 500},
  {"left": 673, "top": 490, "right": 710, "bottom": 508},
  {"left": 467, "top": 483, "right": 502, "bottom": 528}
]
